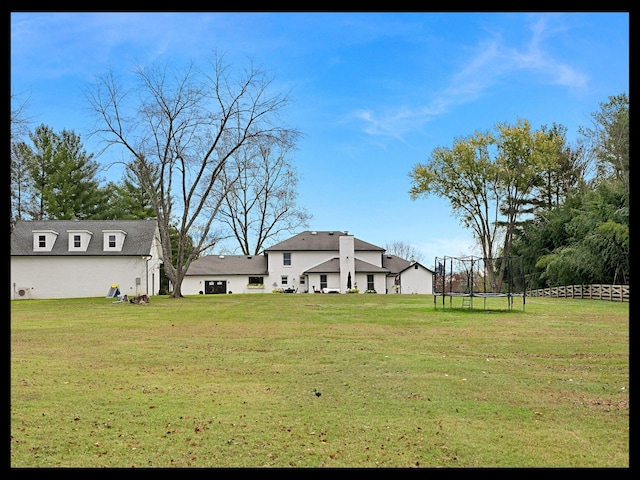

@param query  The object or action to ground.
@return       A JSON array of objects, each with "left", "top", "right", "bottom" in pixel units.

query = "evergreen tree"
[
  {"left": 16, "top": 125, "right": 106, "bottom": 220},
  {"left": 511, "top": 93, "right": 629, "bottom": 288},
  {"left": 99, "top": 170, "right": 156, "bottom": 220}
]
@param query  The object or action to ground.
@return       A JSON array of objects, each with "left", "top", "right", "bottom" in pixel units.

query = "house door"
[{"left": 205, "top": 280, "right": 227, "bottom": 294}]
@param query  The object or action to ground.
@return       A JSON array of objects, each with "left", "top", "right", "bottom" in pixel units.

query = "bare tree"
[
  {"left": 10, "top": 92, "right": 32, "bottom": 141},
  {"left": 218, "top": 131, "right": 311, "bottom": 255},
  {"left": 10, "top": 93, "right": 34, "bottom": 229},
  {"left": 10, "top": 142, "right": 35, "bottom": 225},
  {"left": 384, "top": 241, "right": 425, "bottom": 264},
  {"left": 87, "top": 53, "right": 298, "bottom": 297}
]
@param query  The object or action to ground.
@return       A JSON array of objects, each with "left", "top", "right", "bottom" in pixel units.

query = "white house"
[
  {"left": 182, "top": 230, "right": 434, "bottom": 295},
  {"left": 10, "top": 219, "right": 164, "bottom": 300}
]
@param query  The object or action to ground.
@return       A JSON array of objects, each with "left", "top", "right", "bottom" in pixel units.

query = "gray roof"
[
  {"left": 265, "top": 230, "right": 384, "bottom": 252},
  {"left": 186, "top": 255, "right": 268, "bottom": 276},
  {"left": 10, "top": 219, "right": 159, "bottom": 256},
  {"left": 398, "top": 261, "right": 434, "bottom": 275},
  {"left": 304, "top": 257, "right": 390, "bottom": 274},
  {"left": 382, "top": 254, "right": 435, "bottom": 275},
  {"left": 381, "top": 254, "right": 412, "bottom": 275}
]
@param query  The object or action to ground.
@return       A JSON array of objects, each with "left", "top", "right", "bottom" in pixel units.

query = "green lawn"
[{"left": 10, "top": 294, "right": 629, "bottom": 468}]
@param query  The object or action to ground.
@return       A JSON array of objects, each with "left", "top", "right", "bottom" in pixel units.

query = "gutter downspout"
[{"left": 144, "top": 255, "right": 152, "bottom": 295}]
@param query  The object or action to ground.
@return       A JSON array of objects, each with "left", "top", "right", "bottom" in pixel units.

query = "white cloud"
[{"left": 355, "top": 15, "right": 587, "bottom": 140}]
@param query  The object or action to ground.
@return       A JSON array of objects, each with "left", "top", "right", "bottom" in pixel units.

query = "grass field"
[{"left": 10, "top": 294, "right": 629, "bottom": 468}]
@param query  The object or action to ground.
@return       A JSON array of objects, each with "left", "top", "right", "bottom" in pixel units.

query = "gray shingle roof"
[
  {"left": 304, "top": 257, "right": 390, "bottom": 274},
  {"left": 10, "top": 219, "right": 159, "bottom": 256},
  {"left": 398, "top": 261, "right": 434, "bottom": 274},
  {"left": 381, "top": 254, "right": 411, "bottom": 274},
  {"left": 186, "top": 255, "right": 268, "bottom": 276},
  {"left": 265, "top": 230, "right": 384, "bottom": 252},
  {"left": 382, "top": 254, "right": 435, "bottom": 274}
]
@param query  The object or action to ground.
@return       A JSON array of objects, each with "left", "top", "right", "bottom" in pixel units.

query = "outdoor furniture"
[{"left": 322, "top": 288, "right": 340, "bottom": 294}]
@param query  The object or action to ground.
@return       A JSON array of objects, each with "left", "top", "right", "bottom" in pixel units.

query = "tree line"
[
  {"left": 409, "top": 93, "right": 629, "bottom": 291},
  {"left": 11, "top": 51, "right": 628, "bottom": 295}
]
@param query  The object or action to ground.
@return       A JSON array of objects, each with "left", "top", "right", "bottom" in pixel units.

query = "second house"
[{"left": 182, "top": 230, "right": 434, "bottom": 295}]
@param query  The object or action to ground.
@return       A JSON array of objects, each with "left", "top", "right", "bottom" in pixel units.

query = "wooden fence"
[{"left": 527, "top": 284, "right": 629, "bottom": 302}]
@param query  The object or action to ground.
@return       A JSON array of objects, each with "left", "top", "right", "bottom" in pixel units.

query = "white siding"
[
  {"left": 386, "top": 264, "right": 433, "bottom": 294},
  {"left": 306, "top": 272, "right": 341, "bottom": 293},
  {"left": 269, "top": 251, "right": 339, "bottom": 293},
  {"left": 181, "top": 274, "right": 269, "bottom": 295},
  {"left": 356, "top": 251, "right": 383, "bottom": 267},
  {"left": 10, "top": 256, "right": 161, "bottom": 300},
  {"left": 354, "top": 273, "right": 386, "bottom": 294}
]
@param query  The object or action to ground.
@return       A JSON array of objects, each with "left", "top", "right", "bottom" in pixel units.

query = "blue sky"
[{"left": 10, "top": 11, "right": 629, "bottom": 264}]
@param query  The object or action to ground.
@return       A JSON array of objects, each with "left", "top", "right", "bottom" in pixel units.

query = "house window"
[
  {"left": 415, "top": 264, "right": 419, "bottom": 269},
  {"left": 299, "top": 276, "right": 305, "bottom": 285},
  {"left": 320, "top": 275, "right": 327, "bottom": 290},
  {"left": 283, "top": 252, "right": 291, "bottom": 266},
  {"left": 249, "top": 276, "right": 264, "bottom": 285},
  {"left": 33, "top": 230, "right": 58, "bottom": 251},
  {"left": 68, "top": 230, "right": 92, "bottom": 252},
  {"left": 281, "top": 276, "right": 288, "bottom": 285},
  {"left": 367, "top": 275, "right": 374, "bottom": 291},
  {"left": 102, "top": 229, "right": 127, "bottom": 251}
]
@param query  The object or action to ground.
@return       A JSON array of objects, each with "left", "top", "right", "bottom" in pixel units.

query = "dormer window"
[
  {"left": 33, "top": 229, "right": 59, "bottom": 252},
  {"left": 102, "top": 229, "right": 127, "bottom": 252},
  {"left": 67, "top": 229, "right": 93, "bottom": 252}
]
